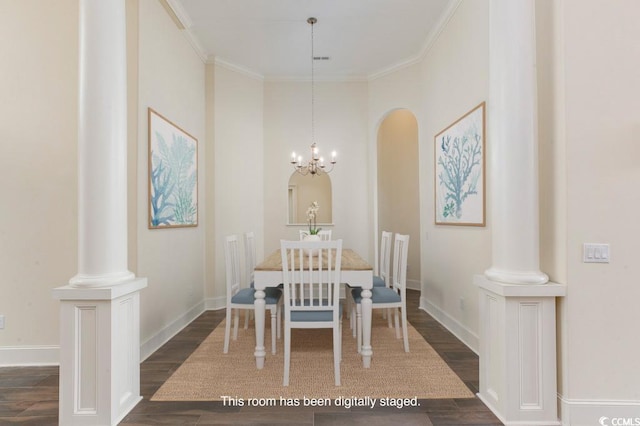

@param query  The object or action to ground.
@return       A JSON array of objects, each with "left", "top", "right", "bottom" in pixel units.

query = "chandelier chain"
[
  {"left": 289, "top": 17, "right": 336, "bottom": 176},
  {"left": 311, "top": 18, "right": 315, "bottom": 145}
]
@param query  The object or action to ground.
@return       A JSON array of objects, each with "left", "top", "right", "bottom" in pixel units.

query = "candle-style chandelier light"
[{"left": 290, "top": 17, "right": 337, "bottom": 176}]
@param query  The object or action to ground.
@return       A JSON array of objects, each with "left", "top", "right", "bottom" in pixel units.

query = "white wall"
[
  {"left": 369, "top": 1, "right": 490, "bottom": 351},
  {"left": 212, "top": 64, "right": 264, "bottom": 304},
  {"left": 0, "top": 0, "right": 78, "bottom": 362},
  {"left": 263, "top": 81, "right": 372, "bottom": 261},
  {"left": 137, "top": 0, "right": 206, "bottom": 355},
  {"left": 559, "top": 0, "right": 640, "bottom": 415},
  {"left": 420, "top": 0, "right": 490, "bottom": 353}
]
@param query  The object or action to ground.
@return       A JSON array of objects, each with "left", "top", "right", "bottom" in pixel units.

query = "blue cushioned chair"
[
  {"left": 351, "top": 233, "right": 410, "bottom": 353},
  {"left": 348, "top": 230, "right": 393, "bottom": 334},
  {"left": 280, "top": 239, "right": 343, "bottom": 386},
  {"left": 223, "top": 234, "right": 282, "bottom": 355}
]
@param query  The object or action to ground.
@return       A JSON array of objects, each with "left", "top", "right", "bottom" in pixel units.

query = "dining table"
[{"left": 253, "top": 248, "right": 374, "bottom": 369}]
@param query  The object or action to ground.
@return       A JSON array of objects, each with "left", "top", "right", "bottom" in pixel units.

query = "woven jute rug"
[{"left": 151, "top": 315, "right": 474, "bottom": 401}]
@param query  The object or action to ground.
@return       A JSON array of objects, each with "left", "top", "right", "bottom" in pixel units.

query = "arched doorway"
[{"left": 376, "top": 109, "right": 421, "bottom": 289}]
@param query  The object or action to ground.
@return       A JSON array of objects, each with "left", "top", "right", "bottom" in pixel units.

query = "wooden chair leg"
[
  {"left": 276, "top": 303, "right": 282, "bottom": 339},
  {"left": 270, "top": 306, "right": 277, "bottom": 355},
  {"left": 244, "top": 310, "right": 250, "bottom": 329},
  {"left": 223, "top": 306, "right": 232, "bottom": 353},
  {"left": 356, "top": 304, "right": 362, "bottom": 354},
  {"left": 351, "top": 303, "right": 357, "bottom": 338},
  {"left": 401, "top": 306, "right": 410, "bottom": 352},
  {"left": 394, "top": 307, "right": 401, "bottom": 339},
  {"left": 283, "top": 325, "right": 291, "bottom": 386},
  {"left": 233, "top": 309, "right": 240, "bottom": 340},
  {"left": 333, "top": 323, "right": 341, "bottom": 386}
]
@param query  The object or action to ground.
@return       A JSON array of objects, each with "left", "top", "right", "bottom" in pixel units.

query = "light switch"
[{"left": 583, "top": 243, "right": 610, "bottom": 263}]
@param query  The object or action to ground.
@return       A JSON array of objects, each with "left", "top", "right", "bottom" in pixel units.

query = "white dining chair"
[
  {"left": 223, "top": 234, "right": 282, "bottom": 355},
  {"left": 280, "top": 238, "right": 343, "bottom": 386},
  {"left": 244, "top": 231, "right": 283, "bottom": 330},
  {"left": 351, "top": 233, "right": 410, "bottom": 353},
  {"left": 375, "top": 231, "right": 393, "bottom": 288},
  {"left": 242, "top": 231, "right": 256, "bottom": 329},
  {"left": 348, "top": 230, "right": 393, "bottom": 333},
  {"left": 244, "top": 231, "right": 257, "bottom": 288},
  {"left": 299, "top": 229, "right": 332, "bottom": 240}
]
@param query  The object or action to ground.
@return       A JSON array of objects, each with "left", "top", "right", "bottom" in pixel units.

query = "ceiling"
[{"left": 167, "top": 0, "right": 456, "bottom": 80}]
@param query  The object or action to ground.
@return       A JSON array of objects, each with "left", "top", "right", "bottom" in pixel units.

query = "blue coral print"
[
  {"left": 435, "top": 104, "right": 484, "bottom": 225},
  {"left": 149, "top": 110, "right": 197, "bottom": 228}
]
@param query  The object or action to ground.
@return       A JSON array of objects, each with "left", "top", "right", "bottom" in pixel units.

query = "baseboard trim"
[
  {"left": 419, "top": 296, "right": 479, "bottom": 354},
  {"left": 559, "top": 395, "right": 640, "bottom": 426},
  {"left": 407, "top": 279, "right": 420, "bottom": 291},
  {"left": 139, "top": 300, "right": 206, "bottom": 361},
  {"left": 0, "top": 345, "right": 59, "bottom": 367},
  {"left": 1, "top": 300, "right": 213, "bottom": 367},
  {"left": 205, "top": 296, "right": 226, "bottom": 311}
]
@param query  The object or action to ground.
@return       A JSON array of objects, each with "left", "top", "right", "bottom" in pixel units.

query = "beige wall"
[
  {"left": 263, "top": 81, "right": 372, "bottom": 260},
  {"left": 368, "top": 2, "right": 491, "bottom": 352},
  {"left": 377, "top": 110, "right": 421, "bottom": 284},
  {"left": 136, "top": 0, "right": 206, "bottom": 352},
  {"left": 559, "top": 0, "right": 640, "bottom": 404},
  {"left": 0, "top": 0, "right": 78, "bottom": 349},
  {"left": 213, "top": 64, "right": 264, "bottom": 301}
]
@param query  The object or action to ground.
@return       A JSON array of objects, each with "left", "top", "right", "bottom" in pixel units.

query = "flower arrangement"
[{"left": 306, "top": 201, "right": 321, "bottom": 235}]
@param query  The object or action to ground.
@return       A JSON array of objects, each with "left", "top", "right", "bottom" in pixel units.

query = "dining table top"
[{"left": 255, "top": 248, "right": 373, "bottom": 272}]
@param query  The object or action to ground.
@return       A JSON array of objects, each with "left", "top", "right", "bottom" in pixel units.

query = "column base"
[
  {"left": 485, "top": 267, "right": 549, "bottom": 285},
  {"left": 69, "top": 270, "right": 136, "bottom": 288},
  {"left": 475, "top": 275, "right": 566, "bottom": 426},
  {"left": 53, "top": 277, "right": 147, "bottom": 426}
]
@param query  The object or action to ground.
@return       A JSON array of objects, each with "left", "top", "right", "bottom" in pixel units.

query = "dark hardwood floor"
[{"left": 0, "top": 290, "right": 502, "bottom": 425}]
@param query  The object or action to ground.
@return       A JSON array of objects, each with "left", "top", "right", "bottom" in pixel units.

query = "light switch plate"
[
  {"left": 583, "top": 243, "right": 610, "bottom": 263},
  {"left": 0, "top": 315, "right": 4, "bottom": 329}
]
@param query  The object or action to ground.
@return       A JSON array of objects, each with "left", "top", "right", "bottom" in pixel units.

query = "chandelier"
[{"left": 290, "top": 17, "right": 337, "bottom": 176}]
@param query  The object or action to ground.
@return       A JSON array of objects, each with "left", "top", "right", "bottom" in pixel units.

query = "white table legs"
[
  {"left": 359, "top": 289, "right": 373, "bottom": 368},
  {"left": 253, "top": 289, "right": 266, "bottom": 369}
]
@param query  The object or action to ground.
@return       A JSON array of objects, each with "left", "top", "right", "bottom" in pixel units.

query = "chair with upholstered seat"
[
  {"left": 348, "top": 230, "right": 392, "bottom": 333},
  {"left": 280, "top": 239, "right": 343, "bottom": 386},
  {"left": 374, "top": 231, "right": 393, "bottom": 288},
  {"left": 242, "top": 231, "right": 257, "bottom": 328},
  {"left": 351, "top": 233, "right": 410, "bottom": 353},
  {"left": 223, "top": 234, "right": 281, "bottom": 355},
  {"left": 299, "top": 229, "right": 332, "bottom": 240}
]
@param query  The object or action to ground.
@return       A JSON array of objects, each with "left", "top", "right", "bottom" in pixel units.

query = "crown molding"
[
  {"left": 264, "top": 74, "right": 368, "bottom": 83},
  {"left": 213, "top": 57, "right": 265, "bottom": 81},
  {"left": 164, "top": 0, "right": 191, "bottom": 29},
  {"left": 368, "top": 0, "right": 462, "bottom": 81},
  {"left": 162, "top": 0, "right": 463, "bottom": 81},
  {"left": 162, "top": 0, "right": 208, "bottom": 63}
]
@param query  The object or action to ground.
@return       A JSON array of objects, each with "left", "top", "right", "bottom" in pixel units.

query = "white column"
[
  {"left": 69, "top": 0, "right": 134, "bottom": 288},
  {"left": 53, "top": 1, "right": 146, "bottom": 425},
  {"left": 476, "top": 1, "right": 566, "bottom": 425},
  {"left": 484, "top": 0, "right": 548, "bottom": 285}
]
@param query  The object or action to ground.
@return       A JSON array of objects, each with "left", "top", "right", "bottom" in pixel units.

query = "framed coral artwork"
[
  {"left": 148, "top": 108, "right": 198, "bottom": 229},
  {"left": 434, "top": 102, "right": 485, "bottom": 226}
]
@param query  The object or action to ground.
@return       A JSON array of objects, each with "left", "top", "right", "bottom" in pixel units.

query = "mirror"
[{"left": 287, "top": 172, "right": 332, "bottom": 224}]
